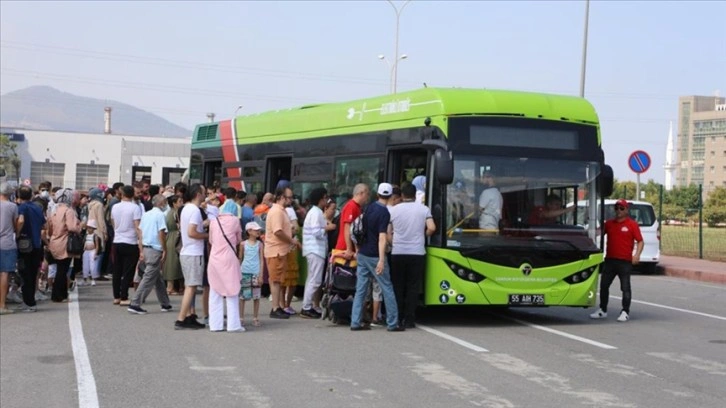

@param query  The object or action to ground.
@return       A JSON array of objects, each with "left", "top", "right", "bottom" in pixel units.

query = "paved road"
[{"left": 2, "top": 275, "right": 725, "bottom": 408}]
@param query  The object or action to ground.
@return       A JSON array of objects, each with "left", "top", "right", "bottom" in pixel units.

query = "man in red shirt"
[
  {"left": 334, "top": 184, "right": 370, "bottom": 259},
  {"left": 590, "top": 199, "right": 644, "bottom": 322}
]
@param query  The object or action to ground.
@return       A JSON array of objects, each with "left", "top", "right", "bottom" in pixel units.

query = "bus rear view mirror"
[
  {"left": 434, "top": 149, "right": 454, "bottom": 185},
  {"left": 598, "top": 164, "right": 614, "bottom": 197}
]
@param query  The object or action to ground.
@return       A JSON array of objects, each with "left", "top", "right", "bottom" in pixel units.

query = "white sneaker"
[
  {"left": 91, "top": 280, "right": 97, "bottom": 286},
  {"left": 589, "top": 308, "right": 607, "bottom": 319},
  {"left": 617, "top": 311, "right": 629, "bottom": 322}
]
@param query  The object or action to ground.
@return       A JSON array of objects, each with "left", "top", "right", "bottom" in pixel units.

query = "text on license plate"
[{"left": 508, "top": 294, "right": 545, "bottom": 305}]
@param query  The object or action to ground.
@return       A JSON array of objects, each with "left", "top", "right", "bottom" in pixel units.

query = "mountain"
[{"left": 0, "top": 86, "right": 191, "bottom": 137}]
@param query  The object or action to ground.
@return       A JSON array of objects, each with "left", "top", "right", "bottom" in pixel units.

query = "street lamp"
[
  {"left": 382, "top": 0, "right": 411, "bottom": 94},
  {"left": 579, "top": 0, "right": 590, "bottom": 97},
  {"left": 233, "top": 105, "right": 243, "bottom": 116},
  {"left": 378, "top": 54, "right": 408, "bottom": 94}
]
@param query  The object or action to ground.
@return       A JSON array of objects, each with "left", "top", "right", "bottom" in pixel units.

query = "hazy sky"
[{"left": 1, "top": 1, "right": 724, "bottom": 184}]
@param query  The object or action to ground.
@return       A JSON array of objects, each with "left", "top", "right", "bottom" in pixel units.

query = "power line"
[
  {"left": 0, "top": 92, "right": 207, "bottom": 118},
  {"left": 0, "top": 40, "right": 696, "bottom": 101},
  {"left": 0, "top": 40, "right": 407, "bottom": 87},
  {"left": 0, "top": 68, "right": 330, "bottom": 104}
]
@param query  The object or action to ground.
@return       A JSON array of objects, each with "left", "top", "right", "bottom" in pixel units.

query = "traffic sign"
[
  {"left": 628, "top": 150, "right": 651, "bottom": 174},
  {"left": 23, "top": 179, "right": 31, "bottom": 186}
]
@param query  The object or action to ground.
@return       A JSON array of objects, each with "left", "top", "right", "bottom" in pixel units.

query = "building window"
[
  {"left": 76, "top": 164, "right": 110, "bottom": 191},
  {"left": 30, "top": 161, "right": 65, "bottom": 189}
]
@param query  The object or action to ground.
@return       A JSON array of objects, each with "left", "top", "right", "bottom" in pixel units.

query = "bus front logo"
[{"left": 521, "top": 264, "right": 533, "bottom": 276}]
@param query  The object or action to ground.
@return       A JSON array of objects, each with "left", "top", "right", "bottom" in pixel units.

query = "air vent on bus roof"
[{"left": 197, "top": 124, "right": 218, "bottom": 141}]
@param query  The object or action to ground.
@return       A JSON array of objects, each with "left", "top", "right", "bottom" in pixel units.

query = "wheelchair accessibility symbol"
[{"left": 440, "top": 280, "right": 450, "bottom": 291}]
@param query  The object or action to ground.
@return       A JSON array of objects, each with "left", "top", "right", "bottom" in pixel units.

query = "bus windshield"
[{"left": 444, "top": 155, "right": 601, "bottom": 261}]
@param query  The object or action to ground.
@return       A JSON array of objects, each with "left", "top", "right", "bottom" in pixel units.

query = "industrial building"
[{"left": 0, "top": 109, "right": 190, "bottom": 190}]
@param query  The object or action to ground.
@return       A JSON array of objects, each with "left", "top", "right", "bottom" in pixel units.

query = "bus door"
[
  {"left": 386, "top": 147, "right": 428, "bottom": 188},
  {"left": 203, "top": 161, "right": 222, "bottom": 188},
  {"left": 266, "top": 156, "right": 292, "bottom": 193}
]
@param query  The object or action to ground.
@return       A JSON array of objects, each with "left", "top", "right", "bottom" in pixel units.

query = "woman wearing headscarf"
[
  {"left": 47, "top": 188, "right": 82, "bottom": 302},
  {"left": 163, "top": 195, "right": 184, "bottom": 294},
  {"left": 412, "top": 175, "right": 426, "bottom": 205},
  {"left": 207, "top": 200, "right": 244, "bottom": 332}
]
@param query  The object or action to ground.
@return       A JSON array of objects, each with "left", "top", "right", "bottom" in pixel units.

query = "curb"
[{"left": 662, "top": 267, "right": 726, "bottom": 285}]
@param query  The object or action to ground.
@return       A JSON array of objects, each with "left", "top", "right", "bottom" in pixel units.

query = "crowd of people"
[{"left": 0, "top": 177, "right": 436, "bottom": 332}]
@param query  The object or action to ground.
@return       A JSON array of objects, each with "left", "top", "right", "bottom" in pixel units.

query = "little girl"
[
  {"left": 81, "top": 219, "right": 102, "bottom": 286},
  {"left": 239, "top": 221, "right": 263, "bottom": 327}
]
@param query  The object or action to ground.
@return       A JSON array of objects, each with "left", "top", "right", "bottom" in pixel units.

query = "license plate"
[{"left": 508, "top": 294, "right": 545, "bottom": 305}]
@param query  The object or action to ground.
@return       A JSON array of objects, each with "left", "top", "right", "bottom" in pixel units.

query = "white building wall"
[{"left": 5, "top": 128, "right": 190, "bottom": 189}]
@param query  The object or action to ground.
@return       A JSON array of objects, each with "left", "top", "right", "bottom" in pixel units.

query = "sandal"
[{"left": 252, "top": 318, "right": 261, "bottom": 327}]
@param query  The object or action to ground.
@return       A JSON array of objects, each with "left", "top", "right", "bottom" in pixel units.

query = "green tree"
[
  {"left": 611, "top": 179, "right": 637, "bottom": 200},
  {"left": 642, "top": 180, "right": 662, "bottom": 206},
  {"left": 703, "top": 187, "right": 726, "bottom": 227},
  {"left": 666, "top": 184, "right": 700, "bottom": 212},
  {"left": 661, "top": 203, "right": 684, "bottom": 224},
  {"left": 0, "top": 134, "right": 21, "bottom": 183}
]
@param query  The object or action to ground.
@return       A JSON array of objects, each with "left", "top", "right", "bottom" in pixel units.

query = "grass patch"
[{"left": 661, "top": 225, "right": 726, "bottom": 262}]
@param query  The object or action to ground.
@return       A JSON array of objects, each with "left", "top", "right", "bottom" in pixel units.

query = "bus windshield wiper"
[{"left": 532, "top": 236, "right": 586, "bottom": 258}]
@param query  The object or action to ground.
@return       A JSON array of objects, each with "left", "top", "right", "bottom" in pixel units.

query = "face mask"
[
  {"left": 40, "top": 190, "right": 49, "bottom": 199},
  {"left": 163, "top": 205, "right": 170, "bottom": 212}
]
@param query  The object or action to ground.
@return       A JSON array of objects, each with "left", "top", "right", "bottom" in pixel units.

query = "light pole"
[
  {"left": 233, "top": 105, "right": 243, "bottom": 116},
  {"left": 383, "top": 0, "right": 411, "bottom": 94},
  {"left": 378, "top": 54, "right": 408, "bottom": 94},
  {"left": 579, "top": 0, "right": 590, "bottom": 97}
]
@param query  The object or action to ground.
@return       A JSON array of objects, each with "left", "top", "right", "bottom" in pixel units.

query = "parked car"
[{"left": 568, "top": 199, "right": 660, "bottom": 274}]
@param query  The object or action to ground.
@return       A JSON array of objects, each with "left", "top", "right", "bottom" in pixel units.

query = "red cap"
[{"left": 615, "top": 199, "right": 629, "bottom": 208}]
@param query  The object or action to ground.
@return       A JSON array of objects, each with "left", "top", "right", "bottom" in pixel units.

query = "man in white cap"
[{"left": 350, "top": 183, "right": 404, "bottom": 332}]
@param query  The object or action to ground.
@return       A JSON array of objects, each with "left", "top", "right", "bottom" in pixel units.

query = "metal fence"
[{"left": 653, "top": 185, "right": 726, "bottom": 262}]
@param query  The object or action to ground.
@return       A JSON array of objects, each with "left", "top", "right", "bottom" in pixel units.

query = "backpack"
[{"left": 350, "top": 205, "right": 368, "bottom": 246}]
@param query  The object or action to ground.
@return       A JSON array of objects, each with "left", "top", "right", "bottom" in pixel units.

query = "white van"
[{"left": 569, "top": 199, "right": 660, "bottom": 274}]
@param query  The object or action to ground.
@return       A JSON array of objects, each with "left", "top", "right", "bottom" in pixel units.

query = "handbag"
[
  {"left": 216, "top": 217, "right": 239, "bottom": 257},
  {"left": 64, "top": 209, "right": 84, "bottom": 256},
  {"left": 18, "top": 235, "right": 33, "bottom": 254}
]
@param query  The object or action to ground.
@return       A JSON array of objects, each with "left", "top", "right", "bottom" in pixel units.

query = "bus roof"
[{"left": 193, "top": 87, "right": 599, "bottom": 145}]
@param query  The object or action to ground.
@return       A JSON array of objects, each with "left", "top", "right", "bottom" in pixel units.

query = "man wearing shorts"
[
  {"left": 265, "top": 187, "right": 301, "bottom": 319},
  {"left": 174, "top": 184, "right": 208, "bottom": 330}
]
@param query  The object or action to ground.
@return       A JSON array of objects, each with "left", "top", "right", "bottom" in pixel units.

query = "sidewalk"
[{"left": 658, "top": 255, "right": 726, "bottom": 284}]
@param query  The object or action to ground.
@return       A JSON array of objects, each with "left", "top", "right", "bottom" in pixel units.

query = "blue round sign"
[{"left": 628, "top": 150, "right": 651, "bottom": 174}]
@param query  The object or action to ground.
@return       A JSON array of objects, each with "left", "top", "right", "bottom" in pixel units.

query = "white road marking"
[
  {"left": 571, "top": 353, "right": 657, "bottom": 378},
  {"left": 649, "top": 277, "right": 726, "bottom": 290},
  {"left": 187, "top": 356, "right": 271, "bottom": 408},
  {"left": 611, "top": 296, "right": 726, "bottom": 321},
  {"left": 479, "top": 353, "right": 636, "bottom": 407},
  {"left": 186, "top": 356, "right": 236, "bottom": 371},
  {"left": 418, "top": 324, "right": 489, "bottom": 352},
  {"left": 648, "top": 353, "right": 726, "bottom": 376},
  {"left": 502, "top": 316, "right": 618, "bottom": 350},
  {"left": 68, "top": 290, "right": 100, "bottom": 408},
  {"left": 306, "top": 371, "right": 381, "bottom": 402},
  {"left": 404, "top": 353, "right": 514, "bottom": 407}
]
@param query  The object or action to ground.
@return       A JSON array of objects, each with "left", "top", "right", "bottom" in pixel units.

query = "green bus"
[{"left": 189, "top": 87, "right": 613, "bottom": 308}]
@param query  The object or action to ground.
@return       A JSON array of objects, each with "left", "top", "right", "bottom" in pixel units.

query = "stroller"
[{"left": 320, "top": 249, "right": 357, "bottom": 325}]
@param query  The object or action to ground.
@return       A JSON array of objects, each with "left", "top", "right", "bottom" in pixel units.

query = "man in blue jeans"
[{"left": 350, "top": 183, "right": 404, "bottom": 332}]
